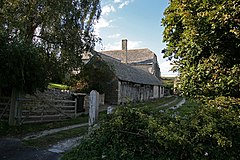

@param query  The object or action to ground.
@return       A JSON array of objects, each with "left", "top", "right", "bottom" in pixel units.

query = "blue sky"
[{"left": 94, "top": 0, "right": 177, "bottom": 77}]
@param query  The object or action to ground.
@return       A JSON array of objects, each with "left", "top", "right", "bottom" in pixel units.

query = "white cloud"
[
  {"left": 128, "top": 40, "right": 142, "bottom": 49},
  {"left": 102, "top": 5, "right": 115, "bottom": 16},
  {"left": 159, "top": 60, "right": 177, "bottom": 77},
  {"left": 94, "top": 18, "right": 112, "bottom": 37},
  {"left": 114, "top": 0, "right": 122, "bottom": 3},
  {"left": 118, "top": 0, "right": 133, "bottom": 9},
  {"left": 107, "top": 33, "right": 121, "bottom": 38},
  {"left": 104, "top": 42, "right": 120, "bottom": 50}
]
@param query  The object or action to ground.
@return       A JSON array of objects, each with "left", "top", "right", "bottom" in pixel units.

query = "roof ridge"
[{"left": 101, "top": 48, "right": 150, "bottom": 52}]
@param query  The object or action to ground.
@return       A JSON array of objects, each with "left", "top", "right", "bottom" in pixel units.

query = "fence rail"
[{"left": 18, "top": 98, "right": 77, "bottom": 124}]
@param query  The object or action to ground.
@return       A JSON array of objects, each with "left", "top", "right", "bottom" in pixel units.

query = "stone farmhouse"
[
  {"left": 85, "top": 51, "right": 164, "bottom": 104},
  {"left": 101, "top": 39, "right": 161, "bottom": 78},
  {"left": 80, "top": 39, "right": 164, "bottom": 104}
]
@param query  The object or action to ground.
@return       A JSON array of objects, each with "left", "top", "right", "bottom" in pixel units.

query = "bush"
[{"left": 63, "top": 99, "right": 240, "bottom": 160}]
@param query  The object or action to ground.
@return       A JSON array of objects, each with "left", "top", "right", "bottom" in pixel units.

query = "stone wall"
[{"left": 26, "top": 89, "right": 73, "bottom": 100}]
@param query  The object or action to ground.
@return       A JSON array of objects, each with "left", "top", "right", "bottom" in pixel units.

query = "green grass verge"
[
  {"left": 172, "top": 99, "right": 200, "bottom": 115},
  {"left": 132, "top": 96, "right": 176, "bottom": 109},
  {"left": 0, "top": 114, "right": 89, "bottom": 138},
  {"left": 23, "top": 126, "right": 88, "bottom": 149},
  {"left": 0, "top": 110, "right": 109, "bottom": 138},
  {"left": 156, "top": 96, "right": 183, "bottom": 111},
  {"left": 163, "top": 99, "right": 199, "bottom": 116}
]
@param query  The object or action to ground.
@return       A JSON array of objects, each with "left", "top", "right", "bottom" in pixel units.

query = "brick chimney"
[{"left": 122, "top": 39, "right": 128, "bottom": 64}]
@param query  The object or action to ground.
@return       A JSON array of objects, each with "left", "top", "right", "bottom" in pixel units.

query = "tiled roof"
[
  {"left": 92, "top": 51, "right": 162, "bottom": 86},
  {"left": 101, "top": 48, "right": 155, "bottom": 64}
]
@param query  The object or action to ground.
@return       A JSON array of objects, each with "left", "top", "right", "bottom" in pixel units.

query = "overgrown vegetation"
[
  {"left": 63, "top": 102, "right": 240, "bottom": 160},
  {"left": 63, "top": 0, "right": 240, "bottom": 159}
]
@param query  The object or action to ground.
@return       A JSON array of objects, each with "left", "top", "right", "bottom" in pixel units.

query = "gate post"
[
  {"left": 9, "top": 88, "right": 17, "bottom": 126},
  {"left": 88, "top": 90, "right": 99, "bottom": 127}
]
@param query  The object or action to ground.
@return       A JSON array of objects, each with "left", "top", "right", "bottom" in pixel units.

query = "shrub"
[{"left": 63, "top": 99, "right": 240, "bottom": 160}]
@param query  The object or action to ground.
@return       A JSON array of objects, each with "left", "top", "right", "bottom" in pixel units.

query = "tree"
[
  {"left": 71, "top": 54, "right": 115, "bottom": 94},
  {"left": 0, "top": 0, "right": 101, "bottom": 94},
  {"left": 0, "top": 34, "right": 48, "bottom": 94},
  {"left": 162, "top": 0, "right": 240, "bottom": 100}
]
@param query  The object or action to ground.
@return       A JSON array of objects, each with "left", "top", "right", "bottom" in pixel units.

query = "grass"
[
  {"left": 163, "top": 98, "right": 200, "bottom": 116},
  {"left": 0, "top": 114, "right": 89, "bottom": 138},
  {"left": 156, "top": 96, "right": 183, "bottom": 111},
  {"left": 0, "top": 109, "right": 109, "bottom": 138},
  {"left": 48, "top": 83, "right": 71, "bottom": 90},
  {"left": 132, "top": 96, "right": 177, "bottom": 109},
  {"left": 22, "top": 113, "right": 110, "bottom": 149},
  {"left": 172, "top": 99, "right": 200, "bottom": 116},
  {"left": 23, "top": 126, "right": 88, "bottom": 149}
]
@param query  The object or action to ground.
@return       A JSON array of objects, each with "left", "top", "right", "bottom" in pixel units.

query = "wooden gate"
[
  {"left": 0, "top": 97, "right": 10, "bottom": 121},
  {"left": 17, "top": 95, "right": 77, "bottom": 124}
]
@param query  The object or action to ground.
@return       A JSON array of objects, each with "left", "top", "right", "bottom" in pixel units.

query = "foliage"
[
  {"left": 162, "top": 0, "right": 240, "bottom": 99},
  {"left": 63, "top": 101, "right": 240, "bottom": 160},
  {"left": 0, "top": 35, "right": 48, "bottom": 94},
  {"left": 161, "top": 1, "right": 240, "bottom": 158},
  {"left": 71, "top": 55, "right": 115, "bottom": 94},
  {"left": 0, "top": 0, "right": 101, "bottom": 93}
]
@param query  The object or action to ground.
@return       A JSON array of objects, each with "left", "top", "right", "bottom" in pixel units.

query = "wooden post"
[
  {"left": 88, "top": 90, "right": 99, "bottom": 127},
  {"left": 9, "top": 88, "right": 17, "bottom": 126},
  {"left": 16, "top": 98, "right": 22, "bottom": 125},
  {"left": 74, "top": 98, "right": 77, "bottom": 118}
]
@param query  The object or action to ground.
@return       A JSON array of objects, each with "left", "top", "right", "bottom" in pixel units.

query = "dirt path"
[
  {"left": 0, "top": 123, "right": 89, "bottom": 159},
  {"left": 23, "top": 123, "right": 88, "bottom": 140},
  {"left": 48, "top": 136, "right": 84, "bottom": 153}
]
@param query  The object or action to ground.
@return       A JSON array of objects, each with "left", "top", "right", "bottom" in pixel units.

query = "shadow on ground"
[{"left": 0, "top": 138, "right": 60, "bottom": 160}]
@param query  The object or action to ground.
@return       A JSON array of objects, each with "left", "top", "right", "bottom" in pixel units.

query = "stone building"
[
  {"left": 101, "top": 39, "right": 161, "bottom": 78},
  {"left": 85, "top": 51, "right": 164, "bottom": 105}
]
